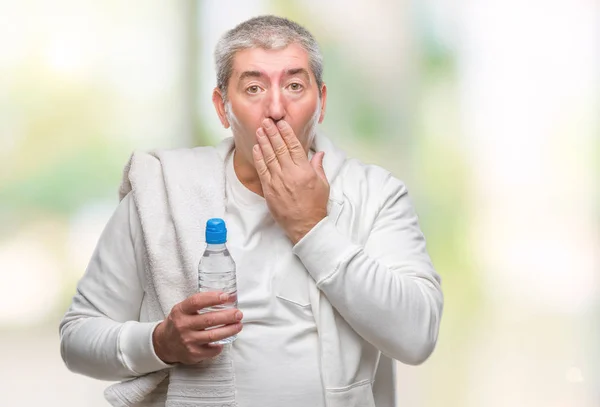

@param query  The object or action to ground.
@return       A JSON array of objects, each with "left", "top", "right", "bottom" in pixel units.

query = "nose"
[{"left": 265, "top": 89, "right": 285, "bottom": 123}]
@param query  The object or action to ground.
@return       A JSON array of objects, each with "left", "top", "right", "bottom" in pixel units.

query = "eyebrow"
[
  {"left": 238, "top": 70, "right": 263, "bottom": 82},
  {"left": 237, "top": 68, "right": 311, "bottom": 83},
  {"left": 284, "top": 68, "right": 311, "bottom": 82}
]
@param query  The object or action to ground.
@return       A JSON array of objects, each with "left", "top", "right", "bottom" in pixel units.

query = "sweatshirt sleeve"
[
  {"left": 292, "top": 173, "right": 443, "bottom": 365},
  {"left": 59, "top": 193, "right": 173, "bottom": 381}
]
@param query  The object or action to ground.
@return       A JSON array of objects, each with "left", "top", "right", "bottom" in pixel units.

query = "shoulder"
[
  {"left": 336, "top": 157, "right": 408, "bottom": 206},
  {"left": 119, "top": 143, "right": 224, "bottom": 200}
]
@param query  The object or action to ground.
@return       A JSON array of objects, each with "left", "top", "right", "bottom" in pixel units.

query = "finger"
[
  {"left": 189, "top": 308, "right": 243, "bottom": 331},
  {"left": 199, "top": 322, "right": 243, "bottom": 344},
  {"left": 276, "top": 120, "right": 306, "bottom": 163},
  {"left": 199, "top": 343, "right": 224, "bottom": 358},
  {"left": 252, "top": 142, "right": 271, "bottom": 184},
  {"left": 179, "top": 292, "right": 229, "bottom": 315},
  {"left": 180, "top": 343, "right": 223, "bottom": 365},
  {"left": 262, "top": 119, "right": 293, "bottom": 167},
  {"left": 205, "top": 343, "right": 224, "bottom": 351},
  {"left": 256, "top": 127, "right": 281, "bottom": 174}
]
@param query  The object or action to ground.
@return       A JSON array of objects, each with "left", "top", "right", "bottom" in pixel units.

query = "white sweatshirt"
[
  {"left": 224, "top": 149, "right": 325, "bottom": 407},
  {"left": 60, "top": 134, "right": 443, "bottom": 407}
]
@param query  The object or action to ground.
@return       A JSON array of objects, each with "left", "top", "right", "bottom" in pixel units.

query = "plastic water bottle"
[{"left": 198, "top": 218, "right": 238, "bottom": 344}]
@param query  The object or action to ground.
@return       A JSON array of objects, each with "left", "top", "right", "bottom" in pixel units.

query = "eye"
[
  {"left": 246, "top": 85, "right": 262, "bottom": 94},
  {"left": 288, "top": 82, "right": 304, "bottom": 92}
]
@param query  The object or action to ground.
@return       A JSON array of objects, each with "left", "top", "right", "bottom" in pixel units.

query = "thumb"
[{"left": 310, "top": 151, "right": 327, "bottom": 182}]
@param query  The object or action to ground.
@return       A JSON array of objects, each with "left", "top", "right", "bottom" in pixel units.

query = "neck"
[{"left": 232, "top": 149, "right": 264, "bottom": 197}]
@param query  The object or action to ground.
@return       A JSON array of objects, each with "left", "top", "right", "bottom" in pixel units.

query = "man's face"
[{"left": 213, "top": 43, "right": 327, "bottom": 169}]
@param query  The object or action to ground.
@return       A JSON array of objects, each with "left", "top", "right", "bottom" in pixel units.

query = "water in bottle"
[{"left": 198, "top": 218, "right": 238, "bottom": 344}]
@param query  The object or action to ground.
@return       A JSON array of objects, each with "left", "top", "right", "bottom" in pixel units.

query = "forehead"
[{"left": 231, "top": 43, "right": 311, "bottom": 79}]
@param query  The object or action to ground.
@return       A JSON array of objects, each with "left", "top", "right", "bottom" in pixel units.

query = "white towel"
[{"left": 105, "top": 140, "right": 237, "bottom": 407}]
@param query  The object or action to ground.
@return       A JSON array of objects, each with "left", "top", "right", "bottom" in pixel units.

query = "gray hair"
[{"left": 214, "top": 15, "right": 324, "bottom": 100}]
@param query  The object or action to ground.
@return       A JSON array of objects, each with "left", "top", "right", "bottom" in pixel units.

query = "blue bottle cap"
[{"left": 205, "top": 218, "right": 227, "bottom": 244}]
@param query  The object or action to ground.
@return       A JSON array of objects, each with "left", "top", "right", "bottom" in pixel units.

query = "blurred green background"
[{"left": 0, "top": 1, "right": 598, "bottom": 406}]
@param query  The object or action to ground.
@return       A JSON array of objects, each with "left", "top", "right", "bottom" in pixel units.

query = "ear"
[
  {"left": 212, "top": 87, "right": 230, "bottom": 128},
  {"left": 318, "top": 83, "right": 327, "bottom": 124}
]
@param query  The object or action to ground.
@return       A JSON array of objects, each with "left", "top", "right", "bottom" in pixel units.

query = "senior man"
[{"left": 60, "top": 15, "right": 443, "bottom": 407}]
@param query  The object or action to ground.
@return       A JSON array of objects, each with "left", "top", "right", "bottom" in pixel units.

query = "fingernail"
[
  {"left": 257, "top": 128, "right": 266, "bottom": 138},
  {"left": 276, "top": 120, "right": 286, "bottom": 130},
  {"left": 235, "top": 311, "right": 243, "bottom": 320},
  {"left": 262, "top": 119, "right": 272, "bottom": 128},
  {"left": 220, "top": 293, "right": 229, "bottom": 302}
]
